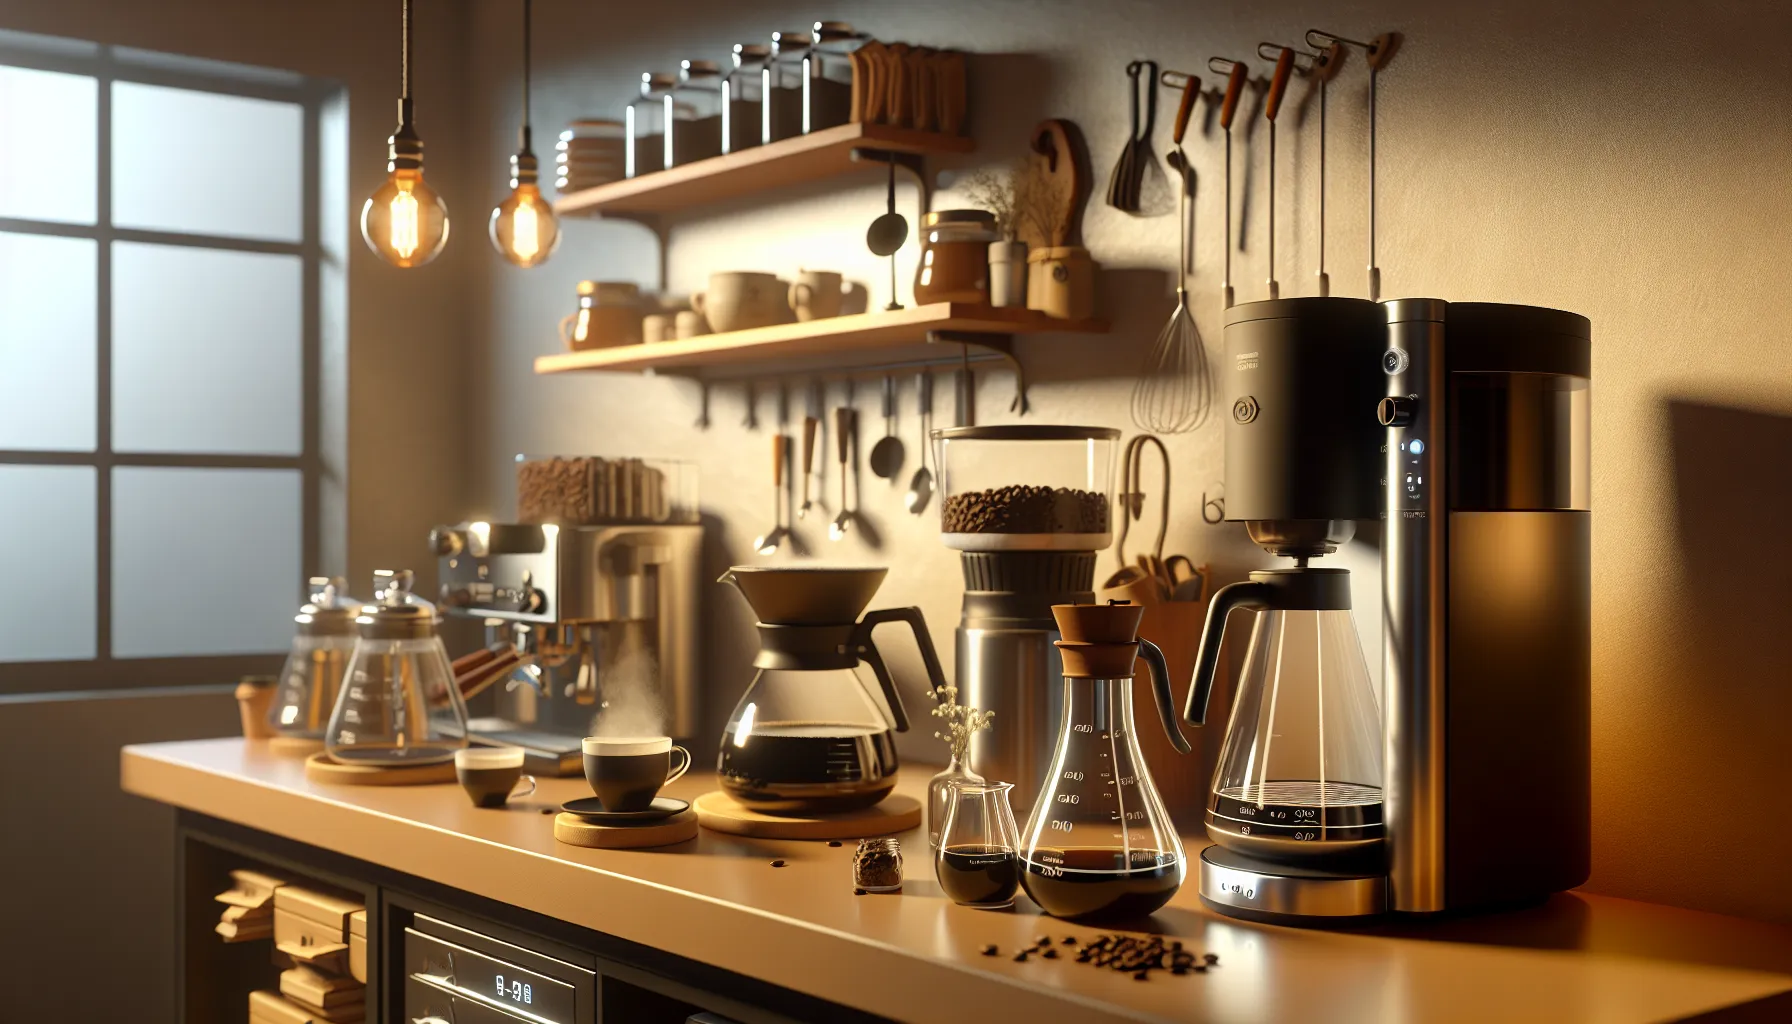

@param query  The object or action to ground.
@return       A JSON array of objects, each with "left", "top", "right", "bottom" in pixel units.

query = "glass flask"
[
  {"left": 267, "top": 576, "right": 359, "bottom": 742},
  {"left": 936, "top": 780, "right": 1022, "bottom": 908},
  {"left": 1187, "top": 567, "right": 1383, "bottom": 867},
  {"left": 1020, "top": 602, "right": 1191, "bottom": 920},
  {"left": 716, "top": 566, "right": 948, "bottom": 813},
  {"left": 324, "top": 570, "right": 469, "bottom": 766}
]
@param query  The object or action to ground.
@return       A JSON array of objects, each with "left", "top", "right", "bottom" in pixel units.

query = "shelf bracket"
[
  {"left": 850, "top": 148, "right": 933, "bottom": 214},
  {"left": 927, "top": 330, "right": 1029, "bottom": 417}
]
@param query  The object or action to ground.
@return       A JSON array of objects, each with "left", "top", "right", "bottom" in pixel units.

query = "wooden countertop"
[{"left": 124, "top": 739, "right": 1792, "bottom": 1024}]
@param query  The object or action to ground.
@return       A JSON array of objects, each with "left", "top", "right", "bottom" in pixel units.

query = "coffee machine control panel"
[{"left": 1381, "top": 350, "right": 1432, "bottom": 513}]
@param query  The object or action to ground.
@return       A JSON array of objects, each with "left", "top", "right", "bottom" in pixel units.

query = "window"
[{"left": 0, "top": 32, "right": 342, "bottom": 693}]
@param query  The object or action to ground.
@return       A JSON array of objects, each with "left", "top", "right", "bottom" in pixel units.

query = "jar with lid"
[
  {"left": 558, "top": 280, "right": 643, "bottom": 352},
  {"left": 625, "top": 72, "right": 675, "bottom": 177},
  {"left": 722, "top": 44, "right": 770, "bottom": 153},
  {"left": 802, "top": 21, "right": 861, "bottom": 133},
  {"left": 915, "top": 210, "right": 998, "bottom": 305},
  {"left": 931, "top": 425, "right": 1121, "bottom": 551},
  {"left": 764, "top": 30, "right": 812, "bottom": 142},
  {"left": 554, "top": 118, "right": 624, "bottom": 193},
  {"left": 669, "top": 60, "right": 723, "bottom": 167},
  {"left": 323, "top": 570, "right": 468, "bottom": 766},
  {"left": 267, "top": 576, "right": 360, "bottom": 747}
]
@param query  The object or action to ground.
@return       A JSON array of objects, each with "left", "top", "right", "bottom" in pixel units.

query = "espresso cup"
[
  {"left": 454, "top": 747, "right": 537, "bottom": 809},
  {"left": 582, "top": 736, "right": 691, "bottom": 812}
]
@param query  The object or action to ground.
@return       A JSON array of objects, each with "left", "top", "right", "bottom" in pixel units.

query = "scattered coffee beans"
[
  {"left": 769, "top": 859, "right": 786, "bottom": 868},
  {"left": 981, "top": 944, "right": 1000, "bottom": 957},
  {"left": 941, "top": 485, "right": 1109, "bottom": 535}
]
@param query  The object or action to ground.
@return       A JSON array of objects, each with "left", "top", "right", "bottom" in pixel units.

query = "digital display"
[{"left": 494, "top": 974, "right": 533, "bottom": 1007}]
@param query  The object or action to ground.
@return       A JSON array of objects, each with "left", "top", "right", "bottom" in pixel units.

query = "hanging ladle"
[
  {"left": 868, "top": 374, "right": 905, "bottom": 480},
  {"left": 904, "top": 370, "right": 935, "bottom": 514},
  {"left": 866, "top": 158, "right": 908, "bottom": 311}
]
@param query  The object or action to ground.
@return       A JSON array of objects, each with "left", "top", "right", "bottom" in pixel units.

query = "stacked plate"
[{"left": 556, "top": 118, "right": 625, "bottom": 193}]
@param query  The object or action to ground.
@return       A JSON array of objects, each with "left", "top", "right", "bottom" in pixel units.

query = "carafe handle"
[
  {"left": 853, "top": 607, "right": 948, "bottom": 733},
  {"left": 1184, "top": 580, "right": 1274, "bottom": 726},
  {"left": 1139, "top": 639, "right": 1192, "bottom": 754}
]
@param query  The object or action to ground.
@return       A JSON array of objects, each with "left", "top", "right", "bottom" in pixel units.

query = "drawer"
[
  {"left": 406, "top": 927, "right": 581, "bottom": 1024},
  {"left": 406, "top": 975, "right": 542, "bottom": 1024}
]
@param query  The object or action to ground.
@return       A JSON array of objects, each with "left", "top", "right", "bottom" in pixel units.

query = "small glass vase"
[{"left": 927, "top": 752, "right": 984, "bottom": 851}]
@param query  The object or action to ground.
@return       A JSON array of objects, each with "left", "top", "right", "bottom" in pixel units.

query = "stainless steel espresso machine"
[
  {"left": 1186, "top": 297, "right": 1591, "bottom": 922},
  {"left": 430, "top": 520, "right": 703, "bottom": 775}
]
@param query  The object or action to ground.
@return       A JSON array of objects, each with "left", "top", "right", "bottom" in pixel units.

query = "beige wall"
[{"left": 465, "top": 0, "right": 1792, "bottom": 926}]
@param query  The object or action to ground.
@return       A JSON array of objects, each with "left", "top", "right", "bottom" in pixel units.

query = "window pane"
[
  {"left": 0, "top": 466, "right": 96, "bottom": 661},
  {"left": 112, "top": 242, "right": 302, "bottom": 454},
  {"left": 112, "top": 82, "right": 302, "bottom": 241},
  {"left": 0, "top": 66, "right": 97, "bottom": 224},
  {"left": 0, "top": 232, "right": 96, "bottom": 450},
  {"left": 112, "top": 467, "right": 299, "bottom": 657}
]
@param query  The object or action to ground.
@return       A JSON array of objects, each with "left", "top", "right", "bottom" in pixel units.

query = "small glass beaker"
[{"left": 935, "top": 780, "right": 1022, "bottom": 909}]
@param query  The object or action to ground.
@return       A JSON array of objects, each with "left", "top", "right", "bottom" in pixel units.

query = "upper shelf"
[
  {"left": 552, "top": 123, "right": 975, "bottom": 218},
  {"left": 534, "top": 304, "right": 1107, "bottom": 379}
]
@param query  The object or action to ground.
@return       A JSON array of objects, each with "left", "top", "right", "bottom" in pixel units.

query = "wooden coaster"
[
  {"left": 692, "top": 791, "right": 921, "bottom": 840},
  {"left": 553, "top": 809, "right": 699, "bottom": 849},
  {"left": 303, "top": 751, "right": 456, "bottom": 786}
]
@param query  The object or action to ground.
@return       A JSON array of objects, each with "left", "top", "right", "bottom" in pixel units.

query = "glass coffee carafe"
[
  {"left": 717, "top": 566, "right": 948, "bottom": 813},
  {"left": 1186, "top": 567, "right": 1383, "bottom": 867},
  {"left": 324, "top": 570, "right": 469, "bottom": 766},
  {"left": 267, "top": 577, "right": 359, "bottom": 744},
  {"left": 1020, "top": 602, "right": 1191, "bottom": 920}
]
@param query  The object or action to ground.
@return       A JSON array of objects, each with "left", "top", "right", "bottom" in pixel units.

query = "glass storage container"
[
  {"left": 723, "top": 43, "right": 770, "bottom": 153},
  {"left": 515, "top": 454, "right": 698, "bottom": 526},
  {"left": 802, "top": 21, "right": 861, "bottom": 132},
  {"left": 554, "top": 118, "right": 625, "bottom": 193},
  {"left": 914, "top": 210, "right": 998, "bottom": 305},
  {"left": 931, "top": 425, "right": 1121, "bottom": 551},
  {"left": 324, "top": 570, "right": 468, "bottom": 766},
  {"left": 625, "top": 72, "right": 675, "bottom": 178},
  {"left": 669, "top": 60, "right": 723, "bottom": 167},
  {"left": 764, "top": 30, "right": 812, "bottom": 142},
  {"left": 267, "top": 576, "right": 359, "bottom": 743}
]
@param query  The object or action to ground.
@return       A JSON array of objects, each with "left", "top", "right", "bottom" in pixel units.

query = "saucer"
[{"left": 560, "top": 796, "right": 689, "bottom": 823}]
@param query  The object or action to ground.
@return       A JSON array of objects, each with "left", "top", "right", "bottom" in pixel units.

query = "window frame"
[{"left": 0, "top": 36, "right": 335, "bottom": 694}]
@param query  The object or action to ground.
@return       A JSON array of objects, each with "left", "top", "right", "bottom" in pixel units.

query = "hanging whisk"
[{"left": 1131, "top": 70, "right": 1212, "bottom": 434}]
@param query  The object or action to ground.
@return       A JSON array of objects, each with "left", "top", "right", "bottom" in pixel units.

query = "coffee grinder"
[
  {"left": 1186, "top": 298, "right": 1591, "bottom": 921},
  {"left": 932, "top": 426, "right": 1122, "bottom": 815}
]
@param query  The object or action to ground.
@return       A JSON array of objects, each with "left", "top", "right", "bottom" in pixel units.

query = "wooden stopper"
[{"left": 1052, "top": 601, "right": 1145, "bottom": 643}]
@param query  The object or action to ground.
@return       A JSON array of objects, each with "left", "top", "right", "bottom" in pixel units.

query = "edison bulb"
[
  {"left": 362, "top": 168, "right": 450, "bottom": 268},
  {"left": 489, "top": 180, "right": 560, "bottom": 267}
]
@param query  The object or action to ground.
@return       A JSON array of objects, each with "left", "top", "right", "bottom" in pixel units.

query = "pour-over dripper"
[{"left": 717, "top": 565, "right": 888, "bottom": 625}]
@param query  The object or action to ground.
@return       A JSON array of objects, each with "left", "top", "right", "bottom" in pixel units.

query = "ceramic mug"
[
  {"left": 454, "top": 747, "right": 538, "bottom": 809},
  {"left": 1026, "top": 245, "right": 1097, "bottom": 320},
  {"left": 789, "top": 269, "right": 845, "bottom": 321},
  {"left": 643, "top": 313, "right": 676, "bottom": 344},
  {"left": 582, "top": 736, "right": 692, "bottom": 812},
  {"left": 692, "top": 272, "right": 790, "bottom": 333},
  {"left": 676, "top": 309, "right": 710, "bottom": 339}
]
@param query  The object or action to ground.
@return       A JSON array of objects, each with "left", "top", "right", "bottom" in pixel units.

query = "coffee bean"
[
  {"left": 828, "top": 841, "right": 843, "bottom": 848},
  {"left": 981, "top": 944, "right": 1000, "bottom": 957},
  {"left": 1042, "top": 948, "right": 1059, "bottom": 959},
  {"left": 854, "top": 888, "right": 866, "bottom": 895},
  {"left": 769, "top": 859, "right": 786, "bottom": 868},
  {"left": 1203, "top": 953, "right": 1219, "bottom": 965},
  {"left": 1133, "top": 971, "right": 1150, "bottom": 981},
  {"left": 1062, "top": 936, "right": 1077, "bottom": 945},
  {"left": 1013, "top": 952, "right": 1030, "bottom": 963}
]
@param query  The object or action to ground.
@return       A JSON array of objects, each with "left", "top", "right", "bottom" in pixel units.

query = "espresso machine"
[
  {"left": 430, "top": 520, "right": 703, "bottom": 775},
  {"left": 1186, "top": 297, "right": 1591, "bottom": 921}
]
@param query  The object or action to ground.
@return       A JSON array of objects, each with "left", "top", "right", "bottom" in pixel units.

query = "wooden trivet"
[
  {"left": 303, "top": 751, "right": 456, "bottom": 786},
  {"left": 692, "top": 791, "right": 921, "bottom": 840},
  {"left": 553, "top": 809, "right": 699, "bottom": 849}
]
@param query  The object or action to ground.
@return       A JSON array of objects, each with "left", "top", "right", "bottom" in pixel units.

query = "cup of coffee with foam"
[
  {"left": 582, "top": 736, "right": 692, "bottom": 812},
  {"left": 454, "top": 747, "right": 537, "bottom": 808}
]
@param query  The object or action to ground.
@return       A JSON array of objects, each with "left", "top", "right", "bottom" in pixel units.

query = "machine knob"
[
  {"left": 1378, "top": 396, "right": 1418, "bottom": 428},
  {"left": 428, "top": 526, "right": 463, "bottom": 557}
]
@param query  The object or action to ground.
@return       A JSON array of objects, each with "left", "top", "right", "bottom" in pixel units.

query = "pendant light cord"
[
  {"left": 401, "top": 0, "right": 412, "bottom": 102},
  {"left": 520, "top": 0, "right": 534, "bottom": 152}
]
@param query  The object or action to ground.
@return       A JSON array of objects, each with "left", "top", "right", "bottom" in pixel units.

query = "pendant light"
[
  {"left": 490, "top": 0, "right": 560, "bottom": 267},
  {"left": 361, "top": 0, "right": 450, "bottom": 267}
]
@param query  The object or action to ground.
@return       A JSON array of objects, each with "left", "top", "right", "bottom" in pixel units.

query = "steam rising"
[{"left": 588, "top": 622, "right": 666, "bottom": 738}]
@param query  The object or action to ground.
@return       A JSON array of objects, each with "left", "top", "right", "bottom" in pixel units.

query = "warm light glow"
[
  {"left": 488, "top": 182, "right": 560, "bottom": 268},
  {"left": 389, "top": 185, "right": 421, "bottom": 259},
  {"left": 360, "top": 168, "right": 449, "bottom": 268}
]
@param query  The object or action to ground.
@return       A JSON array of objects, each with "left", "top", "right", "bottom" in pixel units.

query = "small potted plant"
[
  {"left": 927, "top": 683, "right": 994, "bottom": 850},
  {"left": 963, "top": 164, "right": 1029, "bottom": 308}
]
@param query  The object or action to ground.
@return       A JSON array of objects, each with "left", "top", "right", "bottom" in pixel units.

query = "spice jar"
[
  {"left": 723, "top": 43, "right": 771, "bottom": 153},
  {"left": 669, "top": 60, "right": 723, "bottom": 167},
  {"left": 625, "top": 72, "right": 675, "bottom": 177},
  {"left": 854, "top": 837, "right": 904, "bottom": 892},
  {"left": 915, "top": 210, "right": 998, "bottom": 305}
]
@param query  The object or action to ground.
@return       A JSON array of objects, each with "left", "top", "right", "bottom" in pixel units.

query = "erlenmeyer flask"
[
  {"left": 324, "top": 570, "right": 468, "bottom": 766},
  {"left": 1205, "top": 595, "right": 1382, "bottom": 866},
  {"left": 268, "top": 577, "right": 359, "bottom": 742}
]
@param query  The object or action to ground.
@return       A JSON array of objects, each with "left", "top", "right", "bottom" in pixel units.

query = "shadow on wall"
[{"left": 1666, "top": 398, "right": 1792, "bottom": 893}]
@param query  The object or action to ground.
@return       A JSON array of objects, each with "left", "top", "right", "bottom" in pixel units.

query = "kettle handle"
[
  {"left": 853, "top": 607, "right": 947, "bottom": 734},
  {"left": 1138, "top": 639, "right": 1192, "bottom": 754},
  {"left": 1184, "top": 580, "right": 1274, "bottom": 726}
]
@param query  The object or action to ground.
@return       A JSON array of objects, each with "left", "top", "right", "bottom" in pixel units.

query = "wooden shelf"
[
  {"left": 534, "top": 304, "right": 1106, "bottom": 379},
  {"left": 552, "top": 123, "right": 975, "bottom": 218}
]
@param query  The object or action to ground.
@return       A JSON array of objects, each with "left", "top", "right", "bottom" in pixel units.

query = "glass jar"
[
  {"left": 625, "top": 72, "right": 675, "bottom": 178},
  {"left": 514, "top": 454, "right": 697, "bottom": 525},
  {"left": 803, "top": 21, "right": 861, "bottom": 133},
  {"left": 931, "top": 425, "right": 1121, "bottom": 551},
  {"left": 669, "top": 60, "right": 723, "bottom": 167},
  {"left": 765, "top": 30, "right": 812, "bottom": 142},
  {"left": 554, "top": 118, "right": 624, "bottom": 193},
  {"left": 267, "top": 576, "right": 360, "bottom": 743},
  {"left": 723, "top": 44, "right": 770, "bottom": 153},
  {"left": 854, "top": 837, "right": 904, "bottom": 893},
  {"left": 914, "top": 210, "right": 998, "bottom": 305}
]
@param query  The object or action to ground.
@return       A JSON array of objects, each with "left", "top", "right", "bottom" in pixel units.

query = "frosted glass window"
[
  {"left": 0, "top": 232, "right": 96, "bottom": 450},
  {"left": 112, "top": 82, "right": 302, "bottom": 241},
  {"left": 112, "top": 242, "right": 302, "bottom": 454},
  {"left": 0, "top": 66, "right": 98, "bottom": 224},
  {"left": 112, "top": 467, "right": 299, "bottom": 657},
  {"left": 0, "top": 466, "right": 97, "bottom": 661}
]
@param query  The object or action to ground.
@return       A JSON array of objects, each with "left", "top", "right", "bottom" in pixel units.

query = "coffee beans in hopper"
[{"left": 940, "top": 485, "right": 1110, "bottom": 535}]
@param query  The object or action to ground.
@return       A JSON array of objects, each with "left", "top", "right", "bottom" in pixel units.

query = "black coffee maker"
[{"left": 1186, "top": 297, "right": 1592, "bottom": 922}]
